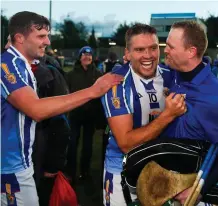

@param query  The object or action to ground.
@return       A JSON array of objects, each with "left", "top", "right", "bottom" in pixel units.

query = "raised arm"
[
  {"left": 7, "top": 73, "right": 123, "bottom": 122},
  {"left": 108, "top": 93, "right": 186, "bottom": 153}
]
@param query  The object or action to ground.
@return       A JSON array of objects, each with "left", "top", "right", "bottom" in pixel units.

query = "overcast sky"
[{"left": 2, "top": 0, "right": 218, "bottom": 36}]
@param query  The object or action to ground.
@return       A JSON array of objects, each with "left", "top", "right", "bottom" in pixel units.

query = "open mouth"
[
  {"left": 141, "top": 61, "right": 153, "bottom": 70},
  {"left": 40, "top": 47, "right": 45, "bottom": 52}
]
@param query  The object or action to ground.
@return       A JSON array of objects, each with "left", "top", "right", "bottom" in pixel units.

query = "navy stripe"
[
  {"left": 104, "top": 171, "right": 114, "bottom": 206},
  {"left": 130, "top": 74, "right": 142, "bottom": 129},
  {"left": 124, "top": 74, "right": 132, "bottom": 112},
  {"left": 16, "top": 114, "right": 27, "bottom": 169},
  {"left": 104, "top": 171, "right": 113, "bottom": 193},
  {"left": 101, "top": 95, "right": 109, "bottom": 117},
  {"left": 9, "top": 46, "right": 20, "bottom": 57},
  {"left": 1, "top": 174, "right": 20, "bottom": 193},
  {"left": 24, "top": 116, "right": 32, "bottom": 167},
  {"left": 150, "top": 102, "right": 160, "bottom": 109}
]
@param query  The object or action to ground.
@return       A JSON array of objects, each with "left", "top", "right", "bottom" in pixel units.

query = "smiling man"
[
  {"left": 101, "top": 23, "right": 187, "bottom": 206},
  {"left": 1, "top": 11, "right": 123, "bottom": 206}
]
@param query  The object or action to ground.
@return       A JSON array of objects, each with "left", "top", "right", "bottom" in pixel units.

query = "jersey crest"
[
  {"left": 1, "top": 63, "right": 17, "bottom": 84},
  {"left": 111, "top": 85, "right": 120, "bottom": 109}
]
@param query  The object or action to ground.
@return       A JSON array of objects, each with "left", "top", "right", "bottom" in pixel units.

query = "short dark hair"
[
  {"left": 172, "top": 20, "right": 208, "bottom": 58},
  {"left": 9, "top": 11, "right": 50, "bottom": 43},
  {"left": 125, "top": 23, "right": 157, "bottom": 48}
]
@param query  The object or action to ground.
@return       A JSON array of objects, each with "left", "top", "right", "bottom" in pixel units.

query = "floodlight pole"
[{"left": 49, "top": 0, "right": 52, "bottom": 36}]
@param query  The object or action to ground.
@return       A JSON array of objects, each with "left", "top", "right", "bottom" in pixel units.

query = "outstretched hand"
[{"left": 91, "top": 73, "right": 123, "bottom": 98}]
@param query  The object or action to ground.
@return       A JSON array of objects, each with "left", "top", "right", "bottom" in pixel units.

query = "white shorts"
[
  {"left": 103, "top": 169, "right": 137, "bottom": 206},
  {"left": 1, "top": 166, "right": 39, "bottom": 206}
]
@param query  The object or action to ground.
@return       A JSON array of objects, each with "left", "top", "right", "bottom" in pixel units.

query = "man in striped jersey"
[
  {"left": 1, "top": 11, "right": 123, "bottom": 206},
  {"left": 101, "top": 23, "right": 187, "bottom": 206}
]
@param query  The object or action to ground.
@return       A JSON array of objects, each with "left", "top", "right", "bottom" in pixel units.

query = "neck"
[
  {"left": 82, "top": 65, "right": 88, "bottom": 70},
  {"left": 179, "top": 59, "right": 202, "bottom": 72}
]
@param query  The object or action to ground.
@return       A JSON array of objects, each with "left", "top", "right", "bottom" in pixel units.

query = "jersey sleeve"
[
  {"left": 101, "top": 83, "right": 132, "bottom": 118},
  {"left": 1, "top": 59, "right": 28, "bottom": 99}
]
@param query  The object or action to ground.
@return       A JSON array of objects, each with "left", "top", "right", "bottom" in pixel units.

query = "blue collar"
[{"left": 191, "top": 62, "right": 211, "bottom": 85}]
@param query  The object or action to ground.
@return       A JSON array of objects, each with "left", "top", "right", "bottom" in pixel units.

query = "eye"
[
  {"left": 135, "top": 48, "right": 144, "bottom": 52},
  {"left": 151, "top": 46, "right": 157, "bottom": 51}
]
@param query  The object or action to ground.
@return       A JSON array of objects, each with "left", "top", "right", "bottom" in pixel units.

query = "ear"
[
  {"left": 188, "top": 46, "right": 197, "bottom": 59},
  {"left": 125, "top": 47, "right": 130, "bottom": 61},
  {"left": 14, "top": 33, "right": 25, "bottom": 44}
]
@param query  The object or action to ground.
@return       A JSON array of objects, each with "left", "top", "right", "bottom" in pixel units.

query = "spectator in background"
[
  {"left": 104, "top": 51, "right": 121, "bottom": 73},
  {"left": 31, "top": 57, "right": 71, "bottom": 206},
  {"left": 45, "top": 48, "right": 66, "bottom": 76},
  {"left": 94, "top": 56, "right": 105, "bottom": 74},
  {"left": 66, "top": 46, "right": 106, "bottom": 181},
  {"left": 212, "top": 54, "right": 218, "bottom": 78}
]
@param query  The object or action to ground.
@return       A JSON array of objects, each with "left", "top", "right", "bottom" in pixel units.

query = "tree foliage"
[
  {"left": 112, "top": 22, "right": 130, "bottom": 46},
  {"left": 57, "top": 19, "right": 89, "bottom": 49},
  {"left": 1, "top": 10, "right": 9, "bottom": 51},
  {"left": 203, "top": 15, "right": 218, "bottom": 48},
  {"left": 88, "top": 27, "right": 97, "bottom": 48}
]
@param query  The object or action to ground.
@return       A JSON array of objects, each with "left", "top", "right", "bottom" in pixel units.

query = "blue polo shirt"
[{"left": 162, "top": 62, "right": 218, "bottom": 143}]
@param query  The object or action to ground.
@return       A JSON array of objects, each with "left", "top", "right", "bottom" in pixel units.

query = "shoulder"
[
  {"left": 112, "top": 63, "right": 131, "bottom": 78},
  {"left": 1, "top": 51, "right": 18, "bottom": 67},
  {"left": 1, "top": 52, "right": 28, "bottom": 78},
  {"left": 157, "top": 63, "right": 175, "bottom": 87}
]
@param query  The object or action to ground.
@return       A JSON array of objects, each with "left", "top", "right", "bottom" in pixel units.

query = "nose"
[
  {"left": 164, "top": 45, "right": 169, "bottom": 54},
  {"left": 45, "top": 36, "right": 51, "bottom": 46},
  {"left": 142, "top": 48, "right": 152, "bottom": 59}
]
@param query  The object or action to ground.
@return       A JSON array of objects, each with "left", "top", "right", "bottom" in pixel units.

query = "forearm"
[
  {"left": 31, "top": 87, "right": 94, "bottom": 121},
  {"left": 123, "top": 112, "right": 174, "bottom": 153}
]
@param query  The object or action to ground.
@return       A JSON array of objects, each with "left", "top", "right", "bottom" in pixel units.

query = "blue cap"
[{"left": 78, "top": 46, "right": 92, "bottom": 58}]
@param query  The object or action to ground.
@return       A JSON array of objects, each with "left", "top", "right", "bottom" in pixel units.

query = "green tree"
[
  {"left": 112, "top": 22, "right": 130, "bottom": 46},
  {"left": 59, "top": 19, "right": 88, "bottom": 48},
  {"left": 77, "top": 22, "right": 88, "bottom": 41},
  {"left": 1, "top": 10, "right": 9, "bottom": 51},
  {"left": 203, "top": 15, "right": 218, "bottom": 48},
  {"left": 88, "top": 27, "right": 97, "bottom": 48},
  {"left": 60, "top": 19, "right": 80, "bottom": 48}
]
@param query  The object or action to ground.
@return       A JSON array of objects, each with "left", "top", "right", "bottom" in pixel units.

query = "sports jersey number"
[{"left": 148, "top": 93, "right": 157, "bottom": 103}]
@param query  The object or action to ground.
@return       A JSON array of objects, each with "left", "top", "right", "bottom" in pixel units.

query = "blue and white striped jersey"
[
  {"left": 101, "top": 63, "right": 175, "bottom": 174},
  {"left": 1, "top": 46, "right": 37, "bottom": 174}
]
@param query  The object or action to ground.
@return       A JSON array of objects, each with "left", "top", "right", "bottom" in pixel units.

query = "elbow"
[
  {"left": 31, "top": 115, "right": 42, "bottom": 123},
  {"left": 33, "top": 117, "right": 42, "bottom": 123},
  {"left": 29, "top": 112, "right": 45, "bottom": 122},
  {"left": 119, "top": 143, "right": 130, "bottom": 154}
]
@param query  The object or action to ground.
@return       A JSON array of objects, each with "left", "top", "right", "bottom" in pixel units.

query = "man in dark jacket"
[
  {"left": 31, "top": 56, "right": 72, "bottom": 206},
  {"left": 66, "top": 46, "right": 105, "bottom": 181}
]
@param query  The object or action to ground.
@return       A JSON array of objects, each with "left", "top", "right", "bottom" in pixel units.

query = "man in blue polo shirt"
[
  {"left": 163, "top": 20, "right": 218, "bottom": 204},
  {"left": 1, "top": 11, "right": 123, "bottom": 206}
]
